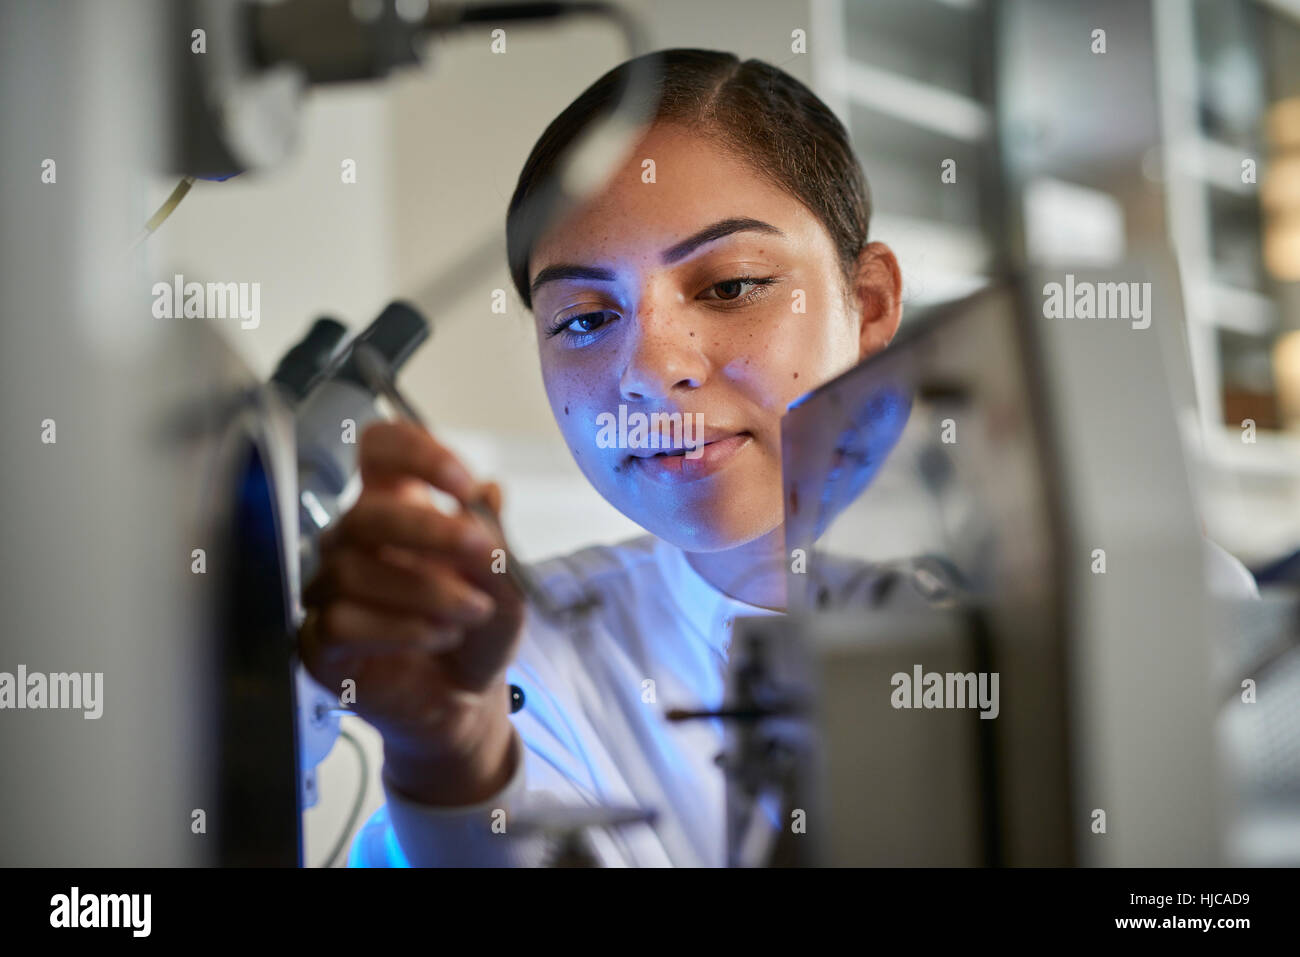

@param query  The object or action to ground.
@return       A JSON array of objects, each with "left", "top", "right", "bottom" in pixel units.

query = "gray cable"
[{"left": 322, "top": 727, "right": 370, "bottom": 868}]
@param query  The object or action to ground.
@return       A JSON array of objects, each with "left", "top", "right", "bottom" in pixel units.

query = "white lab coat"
[{"left": 349, "top": 534, "right": 778, "bottom": 866}]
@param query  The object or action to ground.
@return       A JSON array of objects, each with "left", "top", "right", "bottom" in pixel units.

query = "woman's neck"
[{"left": 684, "top": 525, "right": 788, "bottom": 612}]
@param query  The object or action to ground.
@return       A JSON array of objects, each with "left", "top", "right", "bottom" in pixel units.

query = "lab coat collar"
[{"left": 653, "top": 537, "right": 784, "bottom": 659}]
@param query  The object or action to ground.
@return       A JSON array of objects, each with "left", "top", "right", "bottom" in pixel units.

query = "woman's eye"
[
  {"left": 569, "top": 313, "right": 606, "bottom": 333},
  {"left": 548, "top": 310, "right": 613, "bottom": 338},
  {"left": 699, "top": 276, "right": 776, "bottom": 303}
]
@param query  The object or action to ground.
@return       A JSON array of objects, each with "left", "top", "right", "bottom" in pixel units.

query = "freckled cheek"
[
  {"left": 543, "top": 362, "right": 587, "bottom": 403},
  {"left": 543, "top": 376, "right": 603, "bottom": 451},
  {"left": 724, "top": 329, "right": 824, "bottom": 409},
  {"left": 776, "top": 316, "right": 855, "bottom": 389}
]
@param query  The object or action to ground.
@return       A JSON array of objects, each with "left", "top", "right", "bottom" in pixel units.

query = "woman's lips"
[{"left": 628, "top": 432, "right": 753, "bottom": 484}]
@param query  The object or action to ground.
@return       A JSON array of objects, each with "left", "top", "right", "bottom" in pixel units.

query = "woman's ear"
[{"left": 851, "top": 242, "right": 903, "bottom": 362}]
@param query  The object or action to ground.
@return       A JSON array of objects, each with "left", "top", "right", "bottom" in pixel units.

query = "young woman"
[{"left": 299, "top": 48, "right": 903, "bottom": 866}]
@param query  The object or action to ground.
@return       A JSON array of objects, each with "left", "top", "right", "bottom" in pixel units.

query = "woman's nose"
[{"left": 618, "top": 308, "right": 706, "bottom": 401}]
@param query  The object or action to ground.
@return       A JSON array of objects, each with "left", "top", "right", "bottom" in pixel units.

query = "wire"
[
  {"left": 321, "top": 726, "right": 370, "bottom": 868},
  {"left": 127, "top": 175, "right": 195, "bottom": 251}
]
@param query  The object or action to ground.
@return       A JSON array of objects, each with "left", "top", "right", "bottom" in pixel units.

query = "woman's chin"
[{"left": 634, "top": 508, "right": 782, "bottom": 554}]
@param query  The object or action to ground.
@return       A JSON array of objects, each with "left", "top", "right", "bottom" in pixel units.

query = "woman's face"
[{"left": 528, "top": 121, "right": 899, "bottom": 552}]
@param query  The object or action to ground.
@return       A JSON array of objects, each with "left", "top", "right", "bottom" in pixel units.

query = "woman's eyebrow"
[
  {"left": 660, "top": 217, "right": 784, "bottom": 264},
  {"left": 530, "top": 264, "right": 617, "bottom": 297},
  {"left": 529, "top": 217, "right": 784, "bottom": 296}
]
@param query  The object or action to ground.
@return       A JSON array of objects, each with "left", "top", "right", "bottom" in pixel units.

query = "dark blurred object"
[
  {"left": 270, "top": 317, "right": 347, "bottom": 406},
  {"left": 174, "top": 0, "right": 649, "bottom": 178},
  {"left": 1253, "top": 547, "right": 1300, "bottom": 587}
]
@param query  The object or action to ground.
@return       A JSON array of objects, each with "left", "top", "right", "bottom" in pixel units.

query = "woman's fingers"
[
  {"left": 305, "top": 545, "right": 497, "bottom": 625},
  {"left": 332, "top": 495, "right": 496, "bottom": 555},
  {"left": 358, "top": 420, "right": 479, "bottom": 506},
  {"left": 302, "top": 601, "right": 465, "bottom": 662}
]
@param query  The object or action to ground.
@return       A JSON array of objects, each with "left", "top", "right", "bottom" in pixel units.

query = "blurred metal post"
[{"left": 0, "top": 0, "right": 219, "bottom": 865}]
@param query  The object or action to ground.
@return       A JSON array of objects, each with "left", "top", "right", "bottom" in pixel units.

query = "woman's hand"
[{"left": 298, "top": 420, "right": 526, "bottom": 805}]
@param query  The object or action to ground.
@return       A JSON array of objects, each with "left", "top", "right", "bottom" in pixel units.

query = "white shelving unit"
[
  {"left": 810, "top": 0, "right": 994, "bottom": 313},
  {"left": 1153, "top": 0, "right": 1300, "bottom": 479},
  {"left": 812, "top": 1, "right": 1299, "bottom": 479}
]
